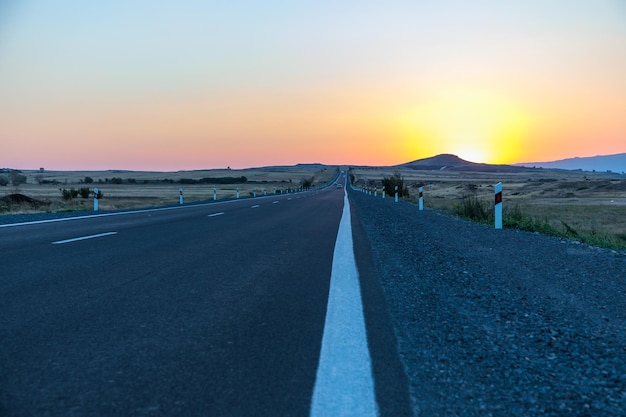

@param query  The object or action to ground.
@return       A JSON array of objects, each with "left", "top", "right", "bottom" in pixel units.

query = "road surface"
[{"left": 0, "top": 185, "right": 411, "bottom": 416}]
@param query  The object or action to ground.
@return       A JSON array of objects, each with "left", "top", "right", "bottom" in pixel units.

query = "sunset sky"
[{"left": 1, "top": 1, "right": 625, "bottom": 170}]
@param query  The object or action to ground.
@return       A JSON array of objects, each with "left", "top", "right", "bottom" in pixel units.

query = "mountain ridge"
[{"left": 516, "top": 153, "right": 626, "bottom": 173}]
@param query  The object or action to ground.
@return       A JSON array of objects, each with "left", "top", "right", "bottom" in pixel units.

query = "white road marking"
[
  {"left": 272, "top": 201, "right": 279, "bottom": 204},
  {"left": 310, "top": 189, "right": 377, "bottom": 417},
  {"left": 251, "top": 205, "right": 260, "bottom": 208},
  {"left": 52, "top": 231, "right": 117, "bottom": 245},
  {"left": 208, "top": 212, "right": 225, "bottom": 217},
  {"left": 0, "top": 192, "right": 302, "bottom": 229}
]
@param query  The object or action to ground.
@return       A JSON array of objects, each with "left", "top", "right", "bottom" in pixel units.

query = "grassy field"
[
  {"left": 0, "top": 165, "right": 339, "bottom": 213},
  {"left": 351, "top": 167, "right": 626, "bottom": 250}
]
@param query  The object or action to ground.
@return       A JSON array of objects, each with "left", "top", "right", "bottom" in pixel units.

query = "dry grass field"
[
  {"left": 0, "top": 165, "right": 339, "bottom": 213},
  {"left": 351, "top": 166, "right": 626, "bottom": 250}
]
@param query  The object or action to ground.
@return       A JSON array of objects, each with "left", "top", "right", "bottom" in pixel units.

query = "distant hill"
[
  {"left": 395, "top": 154, "right": 532, "bottom": 173},
  {"left": 517, "top": 153, "right": 626, "bottom": 173}
]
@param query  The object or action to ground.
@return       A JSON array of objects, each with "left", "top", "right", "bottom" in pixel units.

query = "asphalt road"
[{"left": 0, "top": 186, "right": 411, "bottom": 416}]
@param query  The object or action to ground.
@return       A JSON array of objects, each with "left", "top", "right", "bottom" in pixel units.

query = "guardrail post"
[
  {"left": 179, "top": 188, "right": 183, "bottom": 205},
  {"left": 93, "top": 188, "right": 99, "bottom": 211},
  {"left": 495, "top": 182, "right": 503, "bottom": 229},
  {"left": 419, "top": 187, "right": 424, "bottom": 210},
  {"left": 382, "top": 188, "right": 385, "bottom": 199},
  {"left": 236, "top": 187, "right": 240, "bottom": 199},
  {"left": 394, "top": 186, "right": 398, "bottom": 203},
  {"left": 264, "top": 189, "right": 267, "bottom": 196},
  {"left": 213, "top": 188, "right": 217, "bottom": 201},
  {"left": 253, "top": 188, "right": 257, "bottom": 198}
]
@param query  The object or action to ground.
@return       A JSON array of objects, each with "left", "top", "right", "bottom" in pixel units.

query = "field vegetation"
[
  {"left": 351, "top": 166, "right": 626, "bottom": 250},
  {"left": 0, "top": 165, "right": 338, "bottom": 214}
]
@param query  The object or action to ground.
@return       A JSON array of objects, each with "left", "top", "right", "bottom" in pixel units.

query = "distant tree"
[
  {"left": 10, "top": 171, "right": 27, "bottom": 186},
  {"left": 84, "top": 176, "right": 94, "bottom": 184},
  {"left": 79, "top": 188, "right": 91, "bottom": 198},
  {"left": 382, "top": 172, "right": 409, "bottom": 198},
  {"left": 301, "top": 176, "right": 315, "bottom": 190}
]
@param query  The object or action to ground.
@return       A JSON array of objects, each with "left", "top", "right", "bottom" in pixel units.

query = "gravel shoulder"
[{"left": 348, "top": 187, "right": 626, "bottom": 417}]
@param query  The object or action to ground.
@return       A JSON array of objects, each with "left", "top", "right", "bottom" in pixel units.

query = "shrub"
[
  {"left": 382, "top": 172, "right": 409, "bottom": 198},
  {"left": 10, "top": 171, "right": 27, "bottom": 186},
  {"left": 79, "top": 188, "right": 90, "bottom": 198},
  {"left": 60, "top": 188, "right": 79, "bottom": 200},
  {"left": 83, "top": 176, "right": 94, "bottom": 184},
  {"left": 110, "top": 177, "right": 123, "bottom": 184},
  {"left": 0, "top": 175, "right": 8, "bottom": 186},
  {"left": 454, "top": 195, "right": 492, "bottom": 223}
]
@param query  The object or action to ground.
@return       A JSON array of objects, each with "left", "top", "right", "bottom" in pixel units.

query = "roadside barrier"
[
  {"left": 419, "top": 187, "right": 423, "bottom": 211},
  {"left": 94, "top": 188, "right": 99, "bottom": 211},
  {"left": 495, "top": 182, "right": 503, "bottom": 229}
]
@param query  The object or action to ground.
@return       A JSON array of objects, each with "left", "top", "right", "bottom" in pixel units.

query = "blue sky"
[{"left": 1, "top": 1, "right": 625, "bottom": 170}]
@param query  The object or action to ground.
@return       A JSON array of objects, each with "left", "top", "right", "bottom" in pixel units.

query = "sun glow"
[{"left": 399, "top": 88, "right": 533, "bottom": 164}]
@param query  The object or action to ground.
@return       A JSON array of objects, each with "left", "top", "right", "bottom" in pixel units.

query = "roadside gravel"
[{"left": 348, "top": 187, "right": 626, "bottom": 416}]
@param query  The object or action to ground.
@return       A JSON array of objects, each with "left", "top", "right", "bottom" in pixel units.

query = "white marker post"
[
  {"left": 374, "top": 188, "right": 377, "bottom": 197},
  {"left": 179, "top": 188, "right": 183, "bottom": 205},
  {"left": 419, "top": 187, "right": 424, "bottom": 210},
  {"left": 382, "top": 188, "right": 385, "bottom": 199},
  {"left": 495, "top": 182, "right": 503, "bottom": 229},
  {"left": 93, "top": 188, "right": 99, "bottom": 212},
  {"left": 213, "top": 188, "right": 217, "bottom": 201},
  {"left": 253, "top": 188, "right": 257, "bottom": 198},
  {"left": 264, "top": 189, "right": 267, "bottom": 196},
  {"left": 236, "top": 187, "right": 240, "bottom": 199},
  {"left": 394, "top": 185, "right": 398, "bottom": 203}
]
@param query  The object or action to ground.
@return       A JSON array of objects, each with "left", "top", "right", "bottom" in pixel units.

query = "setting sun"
[{"left": 398, "top": 88, "right": 533, "bottom": 164}]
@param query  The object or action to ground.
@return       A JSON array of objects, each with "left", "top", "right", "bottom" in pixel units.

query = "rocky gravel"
[{"left": 349, "top": 188, "right": 626, "bottom": 416}]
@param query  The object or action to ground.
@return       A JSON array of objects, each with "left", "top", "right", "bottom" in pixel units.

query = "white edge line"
[
  {"left": 310, "top": 188, "right": 377, "bottom": 417},
  {"left": 52, "top": 231, "right": 118, "bottom": 245},
  {"left": 0, "top": 191, "right": 305, "bottom": 229}
]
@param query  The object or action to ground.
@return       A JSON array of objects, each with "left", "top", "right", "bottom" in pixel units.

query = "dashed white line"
[
  {"left": 208, "top": 212, "right": 225, "bottom": 217},
  {"left": 310, "top": 189, "right": 377, "bottom": 417},
  {"left": 52, "top": 232, "right": 117, "bottom": 245},
  {"left": 272, "top": 201, "right": 279, "bottom": 204},
  {"left": 251, "top": 205, "right": 260, "bottom": 208}
]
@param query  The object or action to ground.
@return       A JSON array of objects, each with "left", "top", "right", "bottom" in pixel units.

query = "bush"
[
  {"left": 79, "top": 188, "right": 91, "bottom": 199},
  {"left": 83, "top": 176, "right": 94, "bottom": 184},
  {"left": 0, "top": 175, "right": 8, "bottom": 186},
  {"left": 382, "top": 172, "right": 409, "bottom": 197},
  {"left": 110, "top": 177, "right": 123, "bottom": 184},
  {"left": 10, "top": 171, "right": 27, "bottom": 186},
  {"left": 60, "top": 188, "right": 79, "bottom": 200},
  {"left": 454, "top": 195, "right": 492, "bottom": 223}
]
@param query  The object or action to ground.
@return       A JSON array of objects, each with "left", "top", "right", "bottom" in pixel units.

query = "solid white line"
[
  {"left": 310, "top": 189, "right": 377, "bottom": 417},
  {"left": 52, "top": 231, "right": 117, "bottom": 245},
  {"left": 208, "top": 212, "right": 225, "bottom": 217}
]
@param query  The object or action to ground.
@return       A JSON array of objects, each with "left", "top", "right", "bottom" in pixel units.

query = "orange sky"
[{"left": 1, "top": 1, "right": 625, "bottom": 170}]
